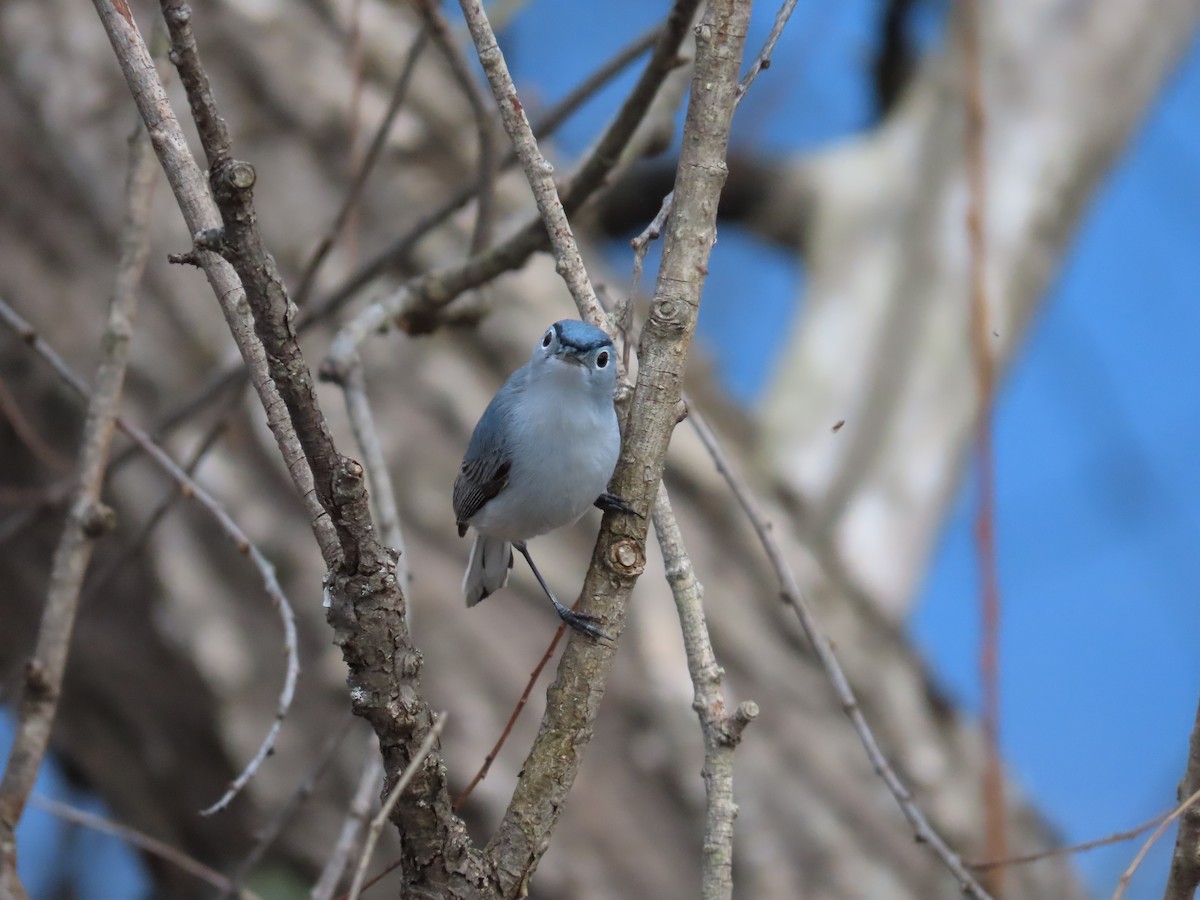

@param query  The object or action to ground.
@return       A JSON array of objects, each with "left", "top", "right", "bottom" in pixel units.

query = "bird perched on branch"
[{"left": 453, "top": 319, "right": 634, "bottom": 640}]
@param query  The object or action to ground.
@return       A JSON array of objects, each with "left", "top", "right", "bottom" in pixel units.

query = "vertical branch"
[
  {"left": 476, "top": 1, "right": 753, "bottom": 892},
  {"left": 651, "top": 484, "right": 758, "bottom": 900},
  {"left": 1164, "top": 695, "right": 1200, "bottom": 899},
  {"left": 0, "top": 120, "right": 157, "bottom": 895},
  {"left": 962, "top": 0, "right": 1007, "bottom": 887}
]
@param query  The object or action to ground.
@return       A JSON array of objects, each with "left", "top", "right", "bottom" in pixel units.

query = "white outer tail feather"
[{"left": 463, "top": 534, "right": 512, "bottom": 607}]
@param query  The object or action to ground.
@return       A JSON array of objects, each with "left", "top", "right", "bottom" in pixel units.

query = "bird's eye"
[
  {"left": 595, "top": 351, "right": 609, "bottom": 369},
  {"left": 542, "top": 330, "right": 553, "bottom": 348}
]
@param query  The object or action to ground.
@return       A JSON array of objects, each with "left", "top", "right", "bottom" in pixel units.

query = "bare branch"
[
  {"left": 453, "top": 626, "right": 567, "bottom": 812},
  {"left": 482, "top": 2, "right": 751, "bottom": 891},
  {"left": 91, "top": 2, "right": 483, "bottom": 890},
  {"left": 685, "top": 405, "right": 994, "bottom": 900},
  {"left": 0, "top": 299, "right": 301, "bottom": 821},
  {"left": 0, "top": 118, "right": 156, "bottom": 897},
  {"left": 651, "top": 484, "right": 758, "bottom": 900}
]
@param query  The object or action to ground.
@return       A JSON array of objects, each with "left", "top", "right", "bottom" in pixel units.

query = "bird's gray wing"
[
  {"left": 453, "top": 454, "right": 511, "bottom": 536},
  {"left": 453, "top": 380, "right": 521, "bottom": 536}
]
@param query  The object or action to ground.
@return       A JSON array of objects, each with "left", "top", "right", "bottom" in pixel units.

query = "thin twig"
[
  {"left": 1165, "top": 693, "right": 1200, "bottom": 899},
  {"left": 452, "top": 625, "right": 567, "bottom": 811},
  {"left": 345, "top": 714, "right": 447, "bottom": 900},
  {"left": 218, "top": 711, "right": 355, "bottom": 900},
  {"left": 962, "top": 0, "right": 1007, "bottom": 886},
  {"left": 412, "top": 0, "right": 496, "bottom": 254},
  {"left": 630, "top": 0, "right": 801, "bottom": 283},
  {"left": 310, "top": 736, "right": 385, "bottom": 900},
  {"left": 685, "top": 405, "right": 994, "bottom": 900},
  {"left": 1113, "top": 787, "right": 1200, "bottom": 900},
  {"left": 651, "top": 483, "right": 757, "bottom": 900},
  {"left": 293, "top": 25, "right": 432, "bottom": 307},
  {"left": 0, "top": 299, "right": 301, "bottom": 820},
  {"left": 970, "top": 806, "right": 1173, "bottom": 871},
  {"left": 27, "top": 795, "right": 261, "bottom": 900},
  {"left": 82, "top": 411, "right": 230, "bottom": 606},
  {"left": 0, "top": 375, "right": 74, "bottom": 473},
  {"left": 0, "top": 119, "right": 156, "bottom": 897}
]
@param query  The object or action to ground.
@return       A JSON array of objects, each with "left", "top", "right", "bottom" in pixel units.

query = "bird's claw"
[
  {"left": 595, "top": 492, "right": 641, "bottom": 518},
  {"left": 558, "top": 606, "right": 613, "bottom": 643}
]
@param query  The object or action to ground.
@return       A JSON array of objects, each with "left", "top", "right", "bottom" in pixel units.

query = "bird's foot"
[{"left": 554, "top": 601, "right": 613, "bottom": 643}]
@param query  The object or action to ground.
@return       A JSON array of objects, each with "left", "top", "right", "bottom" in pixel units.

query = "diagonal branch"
[
  {"left": 0, "top": 118, "right": 156, "bottom": 899},
  {"left": 685, "top": 405, "right": 994, "bottom": 899}
]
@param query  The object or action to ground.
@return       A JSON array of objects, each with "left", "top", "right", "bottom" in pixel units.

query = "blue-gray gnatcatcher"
[{"left": 453, "top": 320, "right": 633, "bottom": 640}]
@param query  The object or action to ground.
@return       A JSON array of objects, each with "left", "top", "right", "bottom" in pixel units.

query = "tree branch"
[
  {"left": 651, "top": 484, "right": 758, "bottom": 900},
  {"left": 0, "top": 117, "right": 156, "bottom": 898},
  {"left": 476, "top": 1, "right": 752, "bottom": 891}
]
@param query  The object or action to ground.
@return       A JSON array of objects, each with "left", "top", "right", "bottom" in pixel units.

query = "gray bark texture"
[{"left": 0, "top": 0, "right": 1189, "bottom": 897}]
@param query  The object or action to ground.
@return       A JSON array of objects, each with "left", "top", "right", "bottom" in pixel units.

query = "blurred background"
[{"left": 1, "top": 0, "right": 1197, "bottom": 897}]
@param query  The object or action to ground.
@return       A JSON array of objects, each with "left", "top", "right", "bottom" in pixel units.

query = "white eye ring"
[
  {"left": 542, "top": 330, "right": 553, "bottom": 348},
  {"left": 595, "top": 350, "right": 609, "bottom": 369}
]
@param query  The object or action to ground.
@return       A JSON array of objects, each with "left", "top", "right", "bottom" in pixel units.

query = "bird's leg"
[
  {"left": 513, "top": 541, "right": 611, "bottom": 642},
  {"left": 594, "top": 492, "right": 641, "bottom": 518}
]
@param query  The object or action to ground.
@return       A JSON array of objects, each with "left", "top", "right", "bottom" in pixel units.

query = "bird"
[{"left": 453, "top": 319, "right": 633, "bottom": 640}]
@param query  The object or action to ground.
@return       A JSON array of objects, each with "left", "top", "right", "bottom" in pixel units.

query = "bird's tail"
[{"left": 463, "top": 534, "right": 512, "bottom": 607}]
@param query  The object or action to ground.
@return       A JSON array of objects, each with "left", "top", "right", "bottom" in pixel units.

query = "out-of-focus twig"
[
  {"left": 28, "top": 795, "right": 261, "bottom": 900},
  {"left": 961, "top": 0, "right": 1007, "bottom": 888},
  {"left": 218, "top": 711, "right": 354, "bottom": 900},
  {"left": 651, "top": 484, "right": 758, "bottom": 900},
  {"left": 0, "top": 119, "right": 156, "bottom": 898},
  {"left": 412, "top": 0, "right": 495, "bottom": 254},
  {"left": 0, "top": 298, "right": 302, "bottom": 821},
  {"left": 310, "top": 736, "right": 385, "bottom": 900},
  {"left": 685, "top": 404, "right": 994, "bottom": 900},
  {"left": 970, "top": 805, "right": 1172, "bottom": 871},
  {"left": 293, "top": 25, "right": 431, "bottom": 307}
]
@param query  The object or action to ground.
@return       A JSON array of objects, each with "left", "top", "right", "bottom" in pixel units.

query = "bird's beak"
[{"left": 554, "top": 350, "right": 587, "bottom": 367}]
